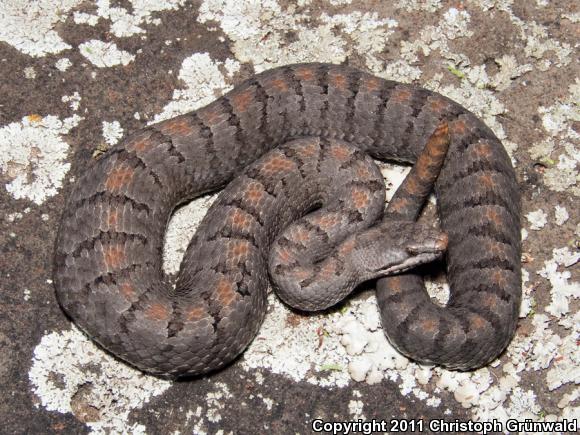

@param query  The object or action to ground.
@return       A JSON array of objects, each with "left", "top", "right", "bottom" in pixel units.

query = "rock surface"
[{"left": 0, "top": 0, "right": 578, "bottom": 433}]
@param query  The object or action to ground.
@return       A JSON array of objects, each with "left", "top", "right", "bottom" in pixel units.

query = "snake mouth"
[{"left": 375, "top": 252, "right": 443, "bottom": 275}]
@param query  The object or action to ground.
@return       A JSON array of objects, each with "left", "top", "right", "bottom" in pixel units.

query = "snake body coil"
[{"left": 54, "top": 63, "right": 521, "bottom": 378}]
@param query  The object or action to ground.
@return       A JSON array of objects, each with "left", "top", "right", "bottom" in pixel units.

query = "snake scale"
[{"left": 54, "top": 63, "right": 521, "bottom": 378}]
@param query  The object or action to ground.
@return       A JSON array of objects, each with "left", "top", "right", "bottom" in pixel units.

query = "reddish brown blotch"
[
  {"left": 228, "top": 208, "right": 253, "bottom": 231},
  {"left": 355, "top": 162, "right": 373, "bottom": 179},
  {"left": 242, "top": 181, "right": 266, "bottom": 206},
  {"left": 468, "top": 313, "right": 489, "bottom": 330},
  {"left": 185, "top": 304, "right": 207, "bottom": 321},
  {"left": 269, "top": 77, "right": 289, "bottom": 92},
  {"left": 329, "top": 72, "right": 347, "bottom": 90},
  {"left": 401, "top": 175, "right": 420, "bottom": 196},
  {"left": 228, "top": 239, "right": 251, "bottom": 261},
  {"left": 293, "top": 66, "right": 316, "bottom": 82},
  {"left": 259, "top": 153, "right": 296, "bottom": 176},
  {"left": 388, "top": 197, "right": 412, "bottom": 214},
  {"left": 231, "top": 89, "right": 255, "bottom": 113},
  {"left": 329, "top": 143, "right": 352, "bottom": 161},
  {"left": 317, "top": 260, "right": 337, "bottom": 279},
  {"left": 145, "top": 301, "right": 171, "bottom": 321},
  {"left": 215, "top": 277, "right": 237, "bottom": 306},
  {"left": 451, "top": 118, "right": 468, "bottom": 135},
  {"left": 118, "top": 281, "right": 136, "bottom": 300},
  {"left": 478, "top": 173, "right": 497, "bottom": 190},
  {"left": 103, "top": 244, "right": 125, "bottom": 270},
  {"left": 360, "top": 76, "right": 381, "bottom": 93},
  {"left": 481, "top": 291, "right": 500, "bottom": 309},
  {"left": 490, "top": 270, "right": 509, "bottom": 288},
  {"left": 126, "top": 137, "right": 153, "bottom": 153},
  {"left": 338, "top": 238, "right": 356, "bottom": 255},
  {"left": 385, "top": 276, "right": 403, "bottom": 293},
  {"left": 471, "top": 141, "right": 494, "bottom": 160},
  {"left": 391, "top": 88, "right": 412, "bottom": 103},
  {"left": 289, "top": 226, "right": 311, "bottom": 244},
  {"left": 351, "top": 186, "right": 370, "bottom": 209},
  {"left": 428, "top": 97, "right": 449, "bottom": 115},
  {"left": 292, "top": 267, "right": 312, "bottom": 281},
  {"left": 418, "top": 317, "right": 439, "bottom": 334},
  {"left": 414, "top": 152, "right": 436, "bottom": 181},
  {"left": 485, "top": 207, "right": 503, "bottom": 227},
  {"left": 294, "top": 140, "right": 319, "bottom": 159},
  {"left": 106, "top": 209, "right": 118, "bottom": 228},
  {"left": 159, "top": 117, "right": 194, "bottom": 137},
  {"left": 274, "top": 245, "right": 294, "bottom": 265},
  {"left": 105, "top": 165, "right": 135, "bottom": 192}
]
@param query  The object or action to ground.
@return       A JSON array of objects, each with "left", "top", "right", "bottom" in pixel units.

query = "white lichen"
[
  {"left": 24, "top": 66, "right": 36, "bottom": 79},
  {"left": 526, "top": 209, "right": 548, "bottom": 230},
  {"left": 489, "top": 55, "right": 532, "bottom": 91},
  {"left": 539, "top": 248, "right": 580, "bottom": 318},
  {"left": 79, "top": 40, "right": 136, "bottom": 67},
  {"left": 198, "top": 0, "right": 347, "bottom": 71},
  {"left": 62, "top": 92, "right": 81, "bottom": 112},
  {"left": 320, "top": 12, "right": 398, "bottom": 74},
  {"left": 102, "top": 120, "right": 124, "bottom": 145},
  {"left": 74, "top": 0, "right": 186, "bottom": 38},
  {"left": 29, "top": 327, "right": 171, "bottom": 433},
  {"left": 151, "top": 53, "right": 239, "bottom": 124},
  {"left": 554, "top": 205, "right": 569, "bottom": 225},
  {"left": 0, "top": 115, "right": 81, "bottom": 204},
  {"left": 205, "top": 382, "right": 233, "bottom": 423},
  {"left": 0, "top": 0, "right": 82, "bottom": 57},
  {"left": 400, "top": 7, "right": 473, "bottom": 67}
]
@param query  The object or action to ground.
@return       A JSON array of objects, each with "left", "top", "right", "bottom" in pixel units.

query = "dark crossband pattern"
[{"left": 54, "top": 63, "right": 521, "bottom": 377}]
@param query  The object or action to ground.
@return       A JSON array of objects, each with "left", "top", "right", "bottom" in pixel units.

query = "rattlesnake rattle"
[{"left": 54, "top": 63, "right": 521, "bottom": 378}]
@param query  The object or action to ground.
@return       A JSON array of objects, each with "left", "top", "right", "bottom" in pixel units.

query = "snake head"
[{"left": 352, "top": 221, "right": 448, "bottom": 278}]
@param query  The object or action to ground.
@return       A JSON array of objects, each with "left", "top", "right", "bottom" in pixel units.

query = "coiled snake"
[{"left": 54, "top": 63, "right": 521, "bottom": 378}]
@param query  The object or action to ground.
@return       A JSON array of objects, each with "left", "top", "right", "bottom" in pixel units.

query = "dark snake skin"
[{"left": 54, "top": 63, "right": 521, "bottom": 378}]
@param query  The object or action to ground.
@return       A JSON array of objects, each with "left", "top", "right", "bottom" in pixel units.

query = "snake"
[{"left": 53, "top": 63, "right": 521, "bottom": 378}]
